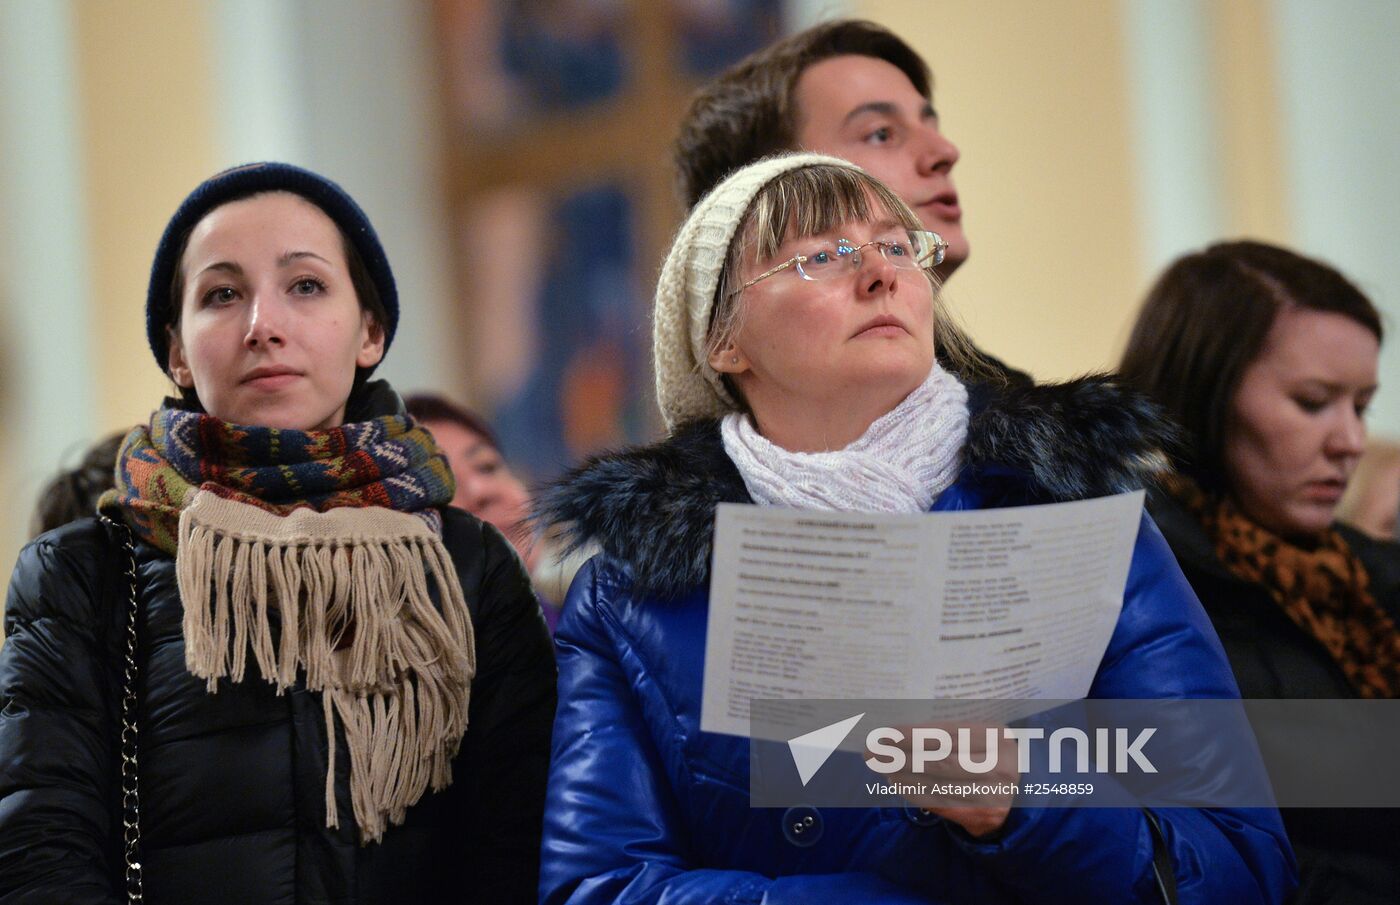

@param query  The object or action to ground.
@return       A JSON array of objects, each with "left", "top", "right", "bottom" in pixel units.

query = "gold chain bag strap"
[{"left": 100, "top": 514, "right": 145, "bottom": 905}]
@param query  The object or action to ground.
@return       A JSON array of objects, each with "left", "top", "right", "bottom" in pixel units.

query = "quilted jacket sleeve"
[
  {"left": 0, "top": 522, "right": 123, "bottom": 905},
  {"left": 937, "top": 514, "right": 1297, "bottom": 904},
  {"left": 540, "top": 559, "right": 936, "bottom": 905}
]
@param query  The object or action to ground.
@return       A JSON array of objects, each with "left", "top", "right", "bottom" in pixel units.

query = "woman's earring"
[{"left": 730, "top": 356, "right": 739, "bottom": 365}]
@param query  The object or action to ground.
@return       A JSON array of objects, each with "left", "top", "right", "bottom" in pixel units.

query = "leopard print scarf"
[{"left": 1165, "top": 473, "right": 1400, "bottom": 698}]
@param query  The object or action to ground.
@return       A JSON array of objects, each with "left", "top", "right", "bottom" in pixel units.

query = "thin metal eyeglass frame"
[{"left": 729, "top": 231, "right": 948, "bottom": 298}]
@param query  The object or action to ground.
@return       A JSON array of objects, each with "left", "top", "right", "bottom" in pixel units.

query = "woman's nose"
[
  {"left": 1328, "top": 408, "right": 1367, "bottom": 459},
  {"left": 243, "top": 293, "right": 287, "bottom": 349},
  {"left": 855, "top": 247, "right": 899, "bottom": 298}
]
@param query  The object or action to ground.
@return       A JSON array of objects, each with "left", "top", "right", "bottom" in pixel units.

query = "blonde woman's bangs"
[{"left": 741, "top": 166, "right": 925, "bottom": 264}]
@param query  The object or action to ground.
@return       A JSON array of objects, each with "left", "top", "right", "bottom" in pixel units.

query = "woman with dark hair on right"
[{"left": 1119, "top": 240, "right": 1399, "bottom": 904}]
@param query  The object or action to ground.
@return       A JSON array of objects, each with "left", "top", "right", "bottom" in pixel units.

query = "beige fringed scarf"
[{"left": 176, "top": 490, "right": 475, "bottom": 843}]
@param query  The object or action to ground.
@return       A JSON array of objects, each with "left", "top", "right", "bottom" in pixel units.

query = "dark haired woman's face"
[
  {"left": 1225, "top": 306, "right": 1378, "bottom": 537},
  {"left": 167, "top": 192, "right": 384, "bottom": 430}
]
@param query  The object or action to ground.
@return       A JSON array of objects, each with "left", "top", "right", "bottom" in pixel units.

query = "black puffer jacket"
[
  {"left": 0, "top": 507, "right": 555, "bottom": 905},
  {"left": 1149, "top": 489, "right": 1400, "bottom": 905}
]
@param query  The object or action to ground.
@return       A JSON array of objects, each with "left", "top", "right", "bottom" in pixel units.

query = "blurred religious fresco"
[{"left": 434, "top": 0, "right": 783, "bottom": 480}]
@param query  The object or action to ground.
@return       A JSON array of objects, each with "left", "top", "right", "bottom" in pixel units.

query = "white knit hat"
[{"left": 652, "top": 152, "right": 866, "bottom": 430}]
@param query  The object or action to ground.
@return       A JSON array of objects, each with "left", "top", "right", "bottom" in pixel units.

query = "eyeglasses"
[{"left": 733, "top": 229, "right": 948, "bottom": 296}]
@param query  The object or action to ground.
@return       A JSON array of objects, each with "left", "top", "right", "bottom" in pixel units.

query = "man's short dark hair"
[{"left": 673, "top": 19, "right": 932, "bottom": 208}]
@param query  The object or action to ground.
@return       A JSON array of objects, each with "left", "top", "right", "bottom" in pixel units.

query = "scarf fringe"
[{"left": 176, "top": 491, "right": 475, "bottom": 844}]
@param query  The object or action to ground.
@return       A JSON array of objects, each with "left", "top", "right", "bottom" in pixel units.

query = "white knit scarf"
[{"left": 721, "top": 364, "right": 970, "bottom": 513}]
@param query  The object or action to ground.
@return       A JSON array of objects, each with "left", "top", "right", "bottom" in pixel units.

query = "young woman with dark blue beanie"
[{"left": 0, "top": 163, "right": 555, "bottom": 905}]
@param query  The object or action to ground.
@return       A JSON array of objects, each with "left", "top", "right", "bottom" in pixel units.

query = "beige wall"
[
  {"left": 76, "top": 0, "right": 218, "bottom": 434},
  {"left": 1211, "top": 0, "right": 1290, "bottom": 242}
]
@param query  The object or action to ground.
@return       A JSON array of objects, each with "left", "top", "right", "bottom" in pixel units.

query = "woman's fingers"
[{"left": 863, "top": 721, "right": 1019, "bottom": 835}]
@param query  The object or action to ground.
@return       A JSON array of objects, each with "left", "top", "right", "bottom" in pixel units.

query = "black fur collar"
[{"left": 537, "top": 375, "right": 1173, "bottom": 600}]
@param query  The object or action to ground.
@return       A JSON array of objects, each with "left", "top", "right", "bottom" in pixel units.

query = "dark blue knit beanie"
[{"left": 145, "top": 161, "right": 398, "bottom": 373}]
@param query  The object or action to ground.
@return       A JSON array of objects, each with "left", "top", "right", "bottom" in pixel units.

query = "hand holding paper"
[{"left": 865, "top": 721, "right": 1021, "bottom": 837}]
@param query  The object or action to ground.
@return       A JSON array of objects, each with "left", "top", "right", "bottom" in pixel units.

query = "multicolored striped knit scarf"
[
  {"left": 100, "top": 406, "right": 474, "bottom": 844},
  {"left": 103, "top": 406, "right": 456, "bottom": 554}
]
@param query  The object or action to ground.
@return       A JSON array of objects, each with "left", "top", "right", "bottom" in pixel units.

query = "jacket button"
[
  {"left": 781, "top": 806, "right": 823, "bottom": 847},
  {"left": 903, "top": 805, "right": 940, "bottom": 826}
]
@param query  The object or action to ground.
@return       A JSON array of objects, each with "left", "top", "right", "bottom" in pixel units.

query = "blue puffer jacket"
[{"left": 536, "top": 378, "right": 1297, "bottom": 904}]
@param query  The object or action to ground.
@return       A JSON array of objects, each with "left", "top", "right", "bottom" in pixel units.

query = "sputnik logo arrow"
[{"left": 787, "top": 713, "right": 865, "bottom": 786}]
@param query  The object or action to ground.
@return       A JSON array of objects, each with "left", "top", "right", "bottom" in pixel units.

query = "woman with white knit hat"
[{"left": 537, "top": 153, "right": 1295, "bottom": 903}]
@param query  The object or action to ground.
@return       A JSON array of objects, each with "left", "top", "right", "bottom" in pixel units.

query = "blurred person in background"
[
  {"left": 406, "top": 392, "right": 568, "bottom": 631},
  {"left": 536, "top": 154, "right": 1294, "bottom": 904},
  {"left": 28, "top": 431, "right": 124, "bottom": 539},
  {"left": 1337, "top": 440, "right": 1400, "bottom": 543},
  {"left": 1119, "top": 239, "right": 1400, "bottom": 904},
  {"left": 673, "top": 19, "right": 1030, "bottom": 387},
  {"left": 0, "top": 162, "right": 554, "bottom": 904}
]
